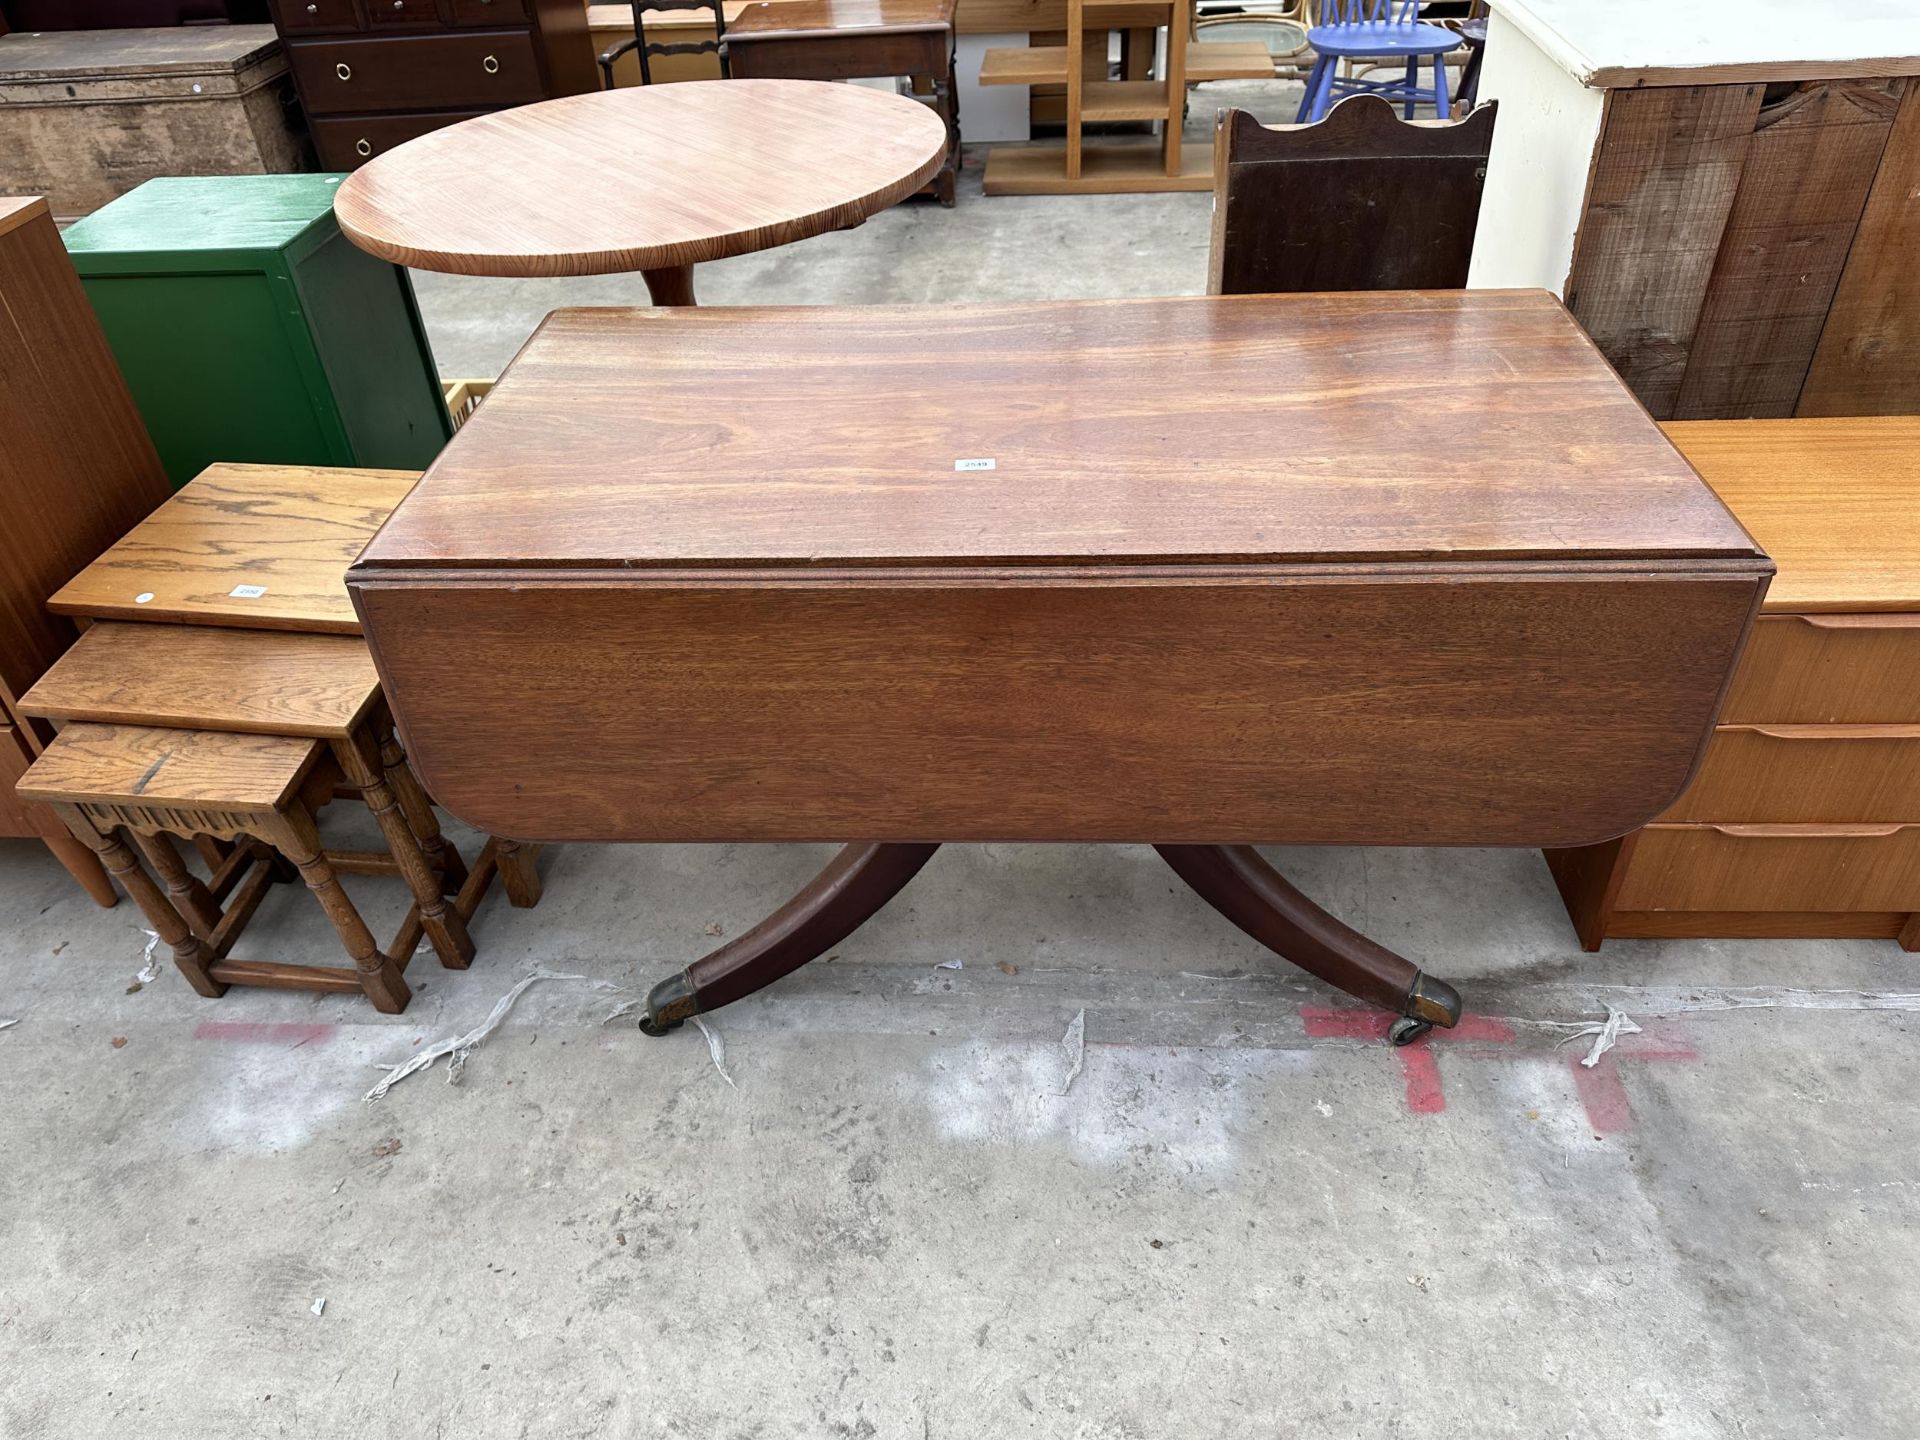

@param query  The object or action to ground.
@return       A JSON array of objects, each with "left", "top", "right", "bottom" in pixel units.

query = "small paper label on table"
[
  {"left": 954, "top": 458, "right": 996, "bottom": 472},
  {"left": 229, "top": 584, "right": 269, "bottom": 599}
]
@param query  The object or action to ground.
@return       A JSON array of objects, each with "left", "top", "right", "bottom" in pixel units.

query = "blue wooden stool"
[{"left": 1296, "top": 1, "right": 1461, "bottom": 123}]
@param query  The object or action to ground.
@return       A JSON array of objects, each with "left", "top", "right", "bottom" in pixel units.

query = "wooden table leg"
[
  {"left": 1155, "top": 844, "right": 1462, "bottom": 1042},
  {"left": 269, "top": 803, "right": 411, "bottom": 1015},
  {"left": 643, "top": 265, "right": 697, "bottom": 307},
  {"left": 640, "top": 842, "right": 940, "bottom": 1034},
  {"left": 51, "top": 805, "right": 225, "bottom": 998},
  {"left": 44, "top": 833, "right": 119, "bottom": 908}
]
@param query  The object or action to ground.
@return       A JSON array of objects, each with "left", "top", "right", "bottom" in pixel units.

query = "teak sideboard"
[
  {"left": 0, "top": 196, "right": 172, "bottom": 905},
  {"left": 1550, "top": 417, "right": 1920, "bottom": 952},
  {"left": 263, "top": 0, "right": 596, "bottom": 170}
]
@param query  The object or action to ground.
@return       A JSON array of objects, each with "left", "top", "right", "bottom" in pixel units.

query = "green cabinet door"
[{"left": 62, "top": 175, "right": 453, "bottom": 489}]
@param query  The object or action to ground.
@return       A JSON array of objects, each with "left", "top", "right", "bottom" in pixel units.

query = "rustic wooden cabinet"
[
  {"left": 1549, "top": 418, "right": 1920, "bottom": 951},
  {"left": 0, "top": 196, "right": 174, "bottom": 906},
  {"left": 0, "top": 25, "right": 308, "bottom": 218},
  {"left": 264, "top": 0, "right": 596, "bottom": 169},
  {"left": 1470, "top": 0, "right": 1920, "bottom": 419}
]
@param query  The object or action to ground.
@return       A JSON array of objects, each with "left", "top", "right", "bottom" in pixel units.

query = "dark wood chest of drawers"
[{"left": 265, "top": 0, "right": 595, "bottom": 169}]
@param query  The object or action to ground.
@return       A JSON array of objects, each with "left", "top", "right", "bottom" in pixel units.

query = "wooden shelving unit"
[{"left": 979, "top": 0, "right": 1270, "bottom": 194}]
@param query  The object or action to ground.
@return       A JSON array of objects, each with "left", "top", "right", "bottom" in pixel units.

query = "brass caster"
[
  {"left": 1389, "top": 1016, "right": 1432, "bottom": 1047},
  {"left": 638, "top": 968, "right": 696, "bottom": 1037}
]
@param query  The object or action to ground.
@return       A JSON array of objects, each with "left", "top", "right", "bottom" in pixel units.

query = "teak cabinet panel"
[{"left": 0, "top": 195, "right": 167, "bottom": 903}]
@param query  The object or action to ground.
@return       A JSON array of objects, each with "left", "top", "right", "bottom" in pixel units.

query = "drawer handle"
[
  {"left": 355, "top": 137, "right": 373, "bottom": 156},
  {"left": 1707, "top": 823, "right": 1914, "bottom": 839},
  {"left": 1739, "top": 724, "right": 1920, "bottom": 741},
  {"left": 1792, "top": 614, "right": 1920, "bottom": 632},
  {"left": 336, "top": 61, "right": 352, "bottom": 80},
  {"left": 306, "top": 2, "right": 317, "bottom": 10},
  {"left": 483, "top": 53, "right": 500, "bottom": 73}
]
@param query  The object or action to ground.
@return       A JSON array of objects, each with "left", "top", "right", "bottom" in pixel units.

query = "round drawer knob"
[
  {"left": 355, "top": 137, "right": 373, "bottom": 156},
  {"left": 482, "top": 54, "right": 500, "bottom": 73},
  {"left": 394, "top": 1, "right": 404, "bottom": 8},
  {"left": 305, "top": 2, "right": 317, "bottom": 11},
  {"left": 336, "top": 61, "right": 352, "bottom": 80}
]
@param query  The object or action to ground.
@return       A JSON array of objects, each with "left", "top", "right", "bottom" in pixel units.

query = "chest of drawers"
[
  {"left": 265, "top": 0, "right": 595, "bottom": 169},
  {"left": 1548, "top": 418, "right": 1920, "bottom": 952}
]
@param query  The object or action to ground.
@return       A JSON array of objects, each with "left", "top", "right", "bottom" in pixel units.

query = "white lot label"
[
  {"left": 954, "top": 458, "right": 996, "bottom": 472},
  {"left": 229, "top": 584, "right": 268, "bottom": 599}
]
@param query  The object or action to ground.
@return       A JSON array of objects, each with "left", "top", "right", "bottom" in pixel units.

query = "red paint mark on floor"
[
  {"left": 193, "top": 1021, "right": 336, "bottom": 1048},
  {"left": 1300, "top": 1006, "right": 1517, "bottom": 1114},
  {"left": 1569, "top": 1054, "right": 1633, "bottom": 1134},
  {"left": 1398, "top": 1044, "right": 1447, "bottom": 1113},
  {"left": 1299, "top": 1004, "right": 1698, "bottom": 1128},
  {"left": 1299, "top": 1006, "right": 1515, "bottom": 1045}
]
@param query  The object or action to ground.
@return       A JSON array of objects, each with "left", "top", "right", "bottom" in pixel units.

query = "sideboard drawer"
[
  {"left": 269, "top": 0, "right": 362, "bottom": 33},
  {"left": 310, "top": 108, "right": 490, "bottom": 167},
  {"left": 1660, "top": 725, "right": 1920, "bottom": 823},
  {"left": 1617, "top": 823, "right": 1920, "bottom": 913},
  {"left": 447, "top": 0, "right": 531, "bottom": 23},
  {"left": 289, "top": 31, "right": 544, "bottom": 115},
  {"left": 1722, "top": 614, "right": 1920, "bottom": 724}
]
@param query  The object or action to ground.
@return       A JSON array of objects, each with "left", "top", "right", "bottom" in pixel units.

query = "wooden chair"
[
  {"left": 598, "top": 0, "right": 728, "bottom": 86},
  {"left": 1296, "top": 0, "right": 1462, "bottom": 123},
  {"left": 1206, "top": 94, "right": 1496, "bottom": 295}
]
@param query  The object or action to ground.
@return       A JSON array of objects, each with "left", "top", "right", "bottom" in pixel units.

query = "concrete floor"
[{"left": 6, "top": 100, "right": 1920, "bottom": 1438}]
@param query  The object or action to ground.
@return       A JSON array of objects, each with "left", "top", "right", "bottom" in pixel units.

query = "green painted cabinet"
[{"left": 61, "top": 174, "right": 452, "bottom": 488}]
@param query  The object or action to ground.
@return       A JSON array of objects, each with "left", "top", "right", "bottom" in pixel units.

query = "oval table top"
[{"left": 332, "top": 79, "right": 949, "bottom": 278}]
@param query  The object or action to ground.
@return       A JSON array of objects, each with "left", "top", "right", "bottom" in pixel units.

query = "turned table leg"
[
  {"left": 269, "top": 803, "right": 410, "bottom": 1015},
  {"left": 377, "top": 717, "right": 467, "bottom": 893},
  {"left": 336, "top": 729, "right": 475, "bottom": 969},
  {"left": 52, "top": 805, "right": 225, "bottom": 998},
  {"left": 130, "top": 831, "right": 223, "bottom": 943},
  {"left": 643, "top": 264, "right": 697, "bottom": 307},
  {"left": 640, "top": 842, "right": 940, "bottom": 1034},
  {"left": 1155, "top": 844, "right": 1462, "bottom": 1043}
]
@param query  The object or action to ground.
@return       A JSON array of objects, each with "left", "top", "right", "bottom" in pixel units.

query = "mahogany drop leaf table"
[{"left": 347, "top": 291, "right": 1772, "bottom": 1044}]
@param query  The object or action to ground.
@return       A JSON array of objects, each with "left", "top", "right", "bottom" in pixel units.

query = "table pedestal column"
[{"left": 643, "top": 264, "right": 697, "bottom": 307}]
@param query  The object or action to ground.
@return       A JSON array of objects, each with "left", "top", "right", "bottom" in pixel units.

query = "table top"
[
  {"left": 728, "top": 0, "right": 957, "bottom": 39},
  {"left": 1663, "top": 418, "right": 1920, "bottom": 614},
  {"left": 49, "top": 462, "right": 419, "bottom": 636},
  {"left": 1489, "top": 0, "right": 1920, "bottom": 88},
  {"left": 331, "top": 80, "right": 950, "bottom": 278},
  {"left": 358, "top": 290, "right": 1762, "bottom": 576}
]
